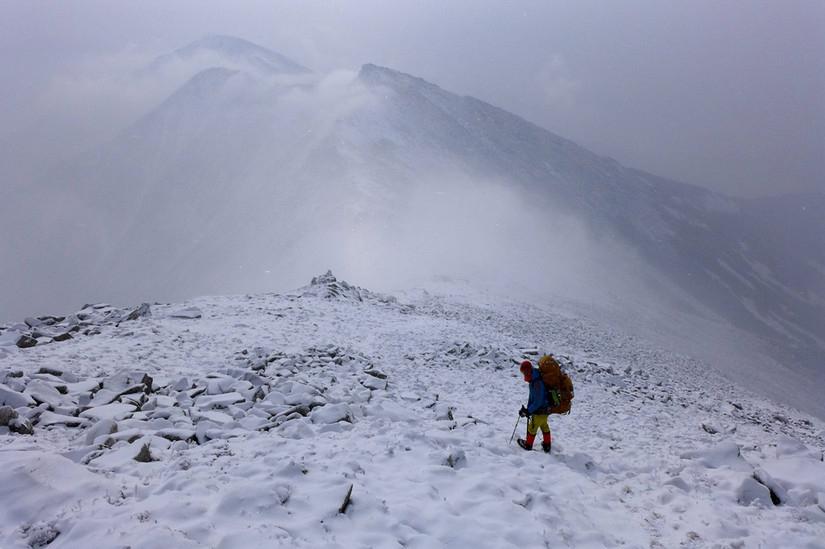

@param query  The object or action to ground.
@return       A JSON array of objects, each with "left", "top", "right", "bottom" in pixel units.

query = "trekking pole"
[{"left": 508, "top": 416, "right": 521, "bottom": 445}]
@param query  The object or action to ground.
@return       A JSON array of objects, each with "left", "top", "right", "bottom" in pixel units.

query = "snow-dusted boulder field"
[{"left": 1, "top": 273, "right": 823, "bottom": 548}]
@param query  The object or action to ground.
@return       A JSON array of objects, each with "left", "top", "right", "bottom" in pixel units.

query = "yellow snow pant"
[{"left": 527, "top": 414, "right": 550, "bottom": 435}]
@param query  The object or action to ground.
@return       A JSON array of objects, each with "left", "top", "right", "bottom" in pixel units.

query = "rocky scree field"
[{"left": 1, "top": 273, "right": 824, "bottom": 548}]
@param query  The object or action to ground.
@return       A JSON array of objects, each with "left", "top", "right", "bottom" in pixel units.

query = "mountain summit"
[{"left": 149, "top": 34, "right": 310, "bottom": 75}]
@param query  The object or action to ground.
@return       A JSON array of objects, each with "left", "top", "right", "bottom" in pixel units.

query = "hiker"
[{"left": 517, "top": 359, "right": 553, "bottom": 453}]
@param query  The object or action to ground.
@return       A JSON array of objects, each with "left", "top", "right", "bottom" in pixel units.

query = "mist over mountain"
[
  {"left": 147, "top": 34, "right": 311, "bottom": 76},
  {"left": 2, "top": 36, "right": 823, "bottom": 416}
]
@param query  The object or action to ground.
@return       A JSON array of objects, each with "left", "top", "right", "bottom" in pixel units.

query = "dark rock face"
[
  {"left": 15, "top": 335, "right": 37, "bottom": 349},
  {"left": 6, "top": 301, "right": 156, "bottom": 352},
  {"left": 125, "top": 303, "right": 152, "bottom": 321},
  {"left": 0, "top": 406, "right": 15, "bottom": 426},
  {"left": 133, "top": 443, "right": 154, "bottom": 463},
  {"left": 0, "top": 405, "right": 34, "bottom": 435}
]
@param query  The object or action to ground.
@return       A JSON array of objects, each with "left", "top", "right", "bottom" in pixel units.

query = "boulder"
[
  {"left": 37, "top": 315, "right": 64, "bottom": 325},
  {"left": 37, "top": 411, "right": 90, "bottom": 427},
  {"left": 88, "top": 389, "right": 119, "bottom": 407},
  {"left": 0, "top": 406, "right": 16, "bottom": 426},
  {"left": 679, "top": 441, "right": 751, "bottom": 471},
  {"left": 192, "top": 409, "right": 234, "bottom": 425},
  {"left": 172, "top": 377, "right": 191, "bottom": 391},
  {"left": 37, "top": 367, "right": 79, "bottom": 383},
  {"left": 0, "top": 383, "right": 36, "bottom": 408},
  {"left": 444, "top": 450, "right": 467, "bottom": 469},
  {"left": 737, "top": 476, "right": 775, "bottom": 507},
  {"left": 195, "top": 392, "right": 245, "bottom": 410},
  {"left": 361, "top": 376, "right": 387, "bottom": 391},
  {"left": 752, "top": 468, "right": 786, "bottom": 505},
  {"left": 25, "top": 380, "right": 68, "bottom": 408},
  {"left": 65, "top": 379, "right": 102, "bottom": 394},
  {"left": 0, "top": 407, "right": 34, "bottom": 435},
  {"left": 156, "top": 428, "right": 195, "bottom": 442},
  {"left": 134, "top": 443, "right": 154, "bottom": 463},
  {"left": 15, "top": 335, "right": 38, "bottom": 349},
  {"left": 125, "top": 303, "right": 152, "bottom": 321},
  {"left": 206, "top": 377, "right": 235, "bottom": 395},
  {"left": 153, "top": 395, "right": 176, "bottom": 408},
  {"left": 85, "top": 418, "right": 119, "bottom": 445},
  {"left": 261, "top": 390, "right": 286, "bottom": 406},
  {"left": 79, "top": 403, "right": 136, "bottom": 422},
  {"left": 11, "top": 416, "right": 34, "bottom": 435},
  {"left": 311, "top": 403, "right": 353, "bottom": 424}
]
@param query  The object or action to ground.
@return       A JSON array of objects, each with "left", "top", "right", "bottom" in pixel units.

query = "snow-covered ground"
[{"left": 1, "top": 273, "right": 824, "bottom": 548}]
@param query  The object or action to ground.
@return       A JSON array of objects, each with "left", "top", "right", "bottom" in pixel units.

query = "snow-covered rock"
[
  {"left": 15, "top": 334, "right": 38, "bottom": 348},
  {"left": 310, "top": 402, "right": 353, "bottom": 424},
  {"left": 25, "top": 379, "right": 70, "bottom": 408},
  {"left": 0, "top": 383, "right": 36, "bottom": 408},
  {"left": 195, "top": 392, "right": 245, "bottom": 410},
  {"left": 760, "top": 457, "right": 825, "bottom": 506},
  {"left": 37, "top": 411, "right": 90, "bottom": 427},
  {"left": 361, "top": 375, "right": 387, "bottom": 391},
  {"left": 79, "top": 402, "right": 136, "bottom": 422},
  {"left": 737, "top": 476, "right": 775, "bottom": 507},
  {"left": 0, "top": 406, "right": 33, "bottom": 435},
  {"left": 84, "top": 418, "right": 118, "bottom": 445},
  {"left": 680, "top": 441, "right": 751, "bottom": 471}
]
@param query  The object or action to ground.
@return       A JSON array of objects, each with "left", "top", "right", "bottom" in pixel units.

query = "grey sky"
[{"left": 1, "top": 0, "right": 823, "bottom": 197}]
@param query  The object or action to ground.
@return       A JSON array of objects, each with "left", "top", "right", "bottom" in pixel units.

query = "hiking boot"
[
  {"left": 541, "top": 441, "right": 552, "bottom": 454},
  {"left": 517, "top": 438, "right": 533, "bottom": 451}
]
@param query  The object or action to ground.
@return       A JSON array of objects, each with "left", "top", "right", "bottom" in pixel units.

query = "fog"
[
  {"left": 0, "top": 47, "right": 668, "bottom": 323},
  {"left": 0, "top": 18, "right": 819, "bottom": 318},
  {"left": 2, "top": 1, "right": 823, "bottom": 198}
]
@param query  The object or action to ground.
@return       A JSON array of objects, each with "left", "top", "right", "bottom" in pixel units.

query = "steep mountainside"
[{"left": 350, "top": 64, "right": 825, "bottom": 370}]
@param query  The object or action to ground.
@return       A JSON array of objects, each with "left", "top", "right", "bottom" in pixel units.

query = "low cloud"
[{"left": 536, "top": 54, "right": 580, "bottom": 109}]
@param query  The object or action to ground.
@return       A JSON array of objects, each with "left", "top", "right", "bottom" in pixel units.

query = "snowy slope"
[
  {"left": 1, "top": 274, "right": 824, "bottom": 548},
  {"left": 350, "top": 64, "right": 825, "bottom": 373}
]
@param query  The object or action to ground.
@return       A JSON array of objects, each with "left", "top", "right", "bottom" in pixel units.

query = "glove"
[{"left": 519, "top": 405, "right": 529, "bottom": 418}]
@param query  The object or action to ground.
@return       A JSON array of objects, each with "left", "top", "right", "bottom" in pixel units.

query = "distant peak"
[
  {"left": 358, "top": 63, "right": 439, "bottom": 92},
  {"left": 187, "top": 34, "right": 272, "bottom": 55},
  {"left": 154, "top": 34, "right": 310, "bottom": 75},
  {"left": 196, "top": 33, "right": 256, "bottom": 46}
]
